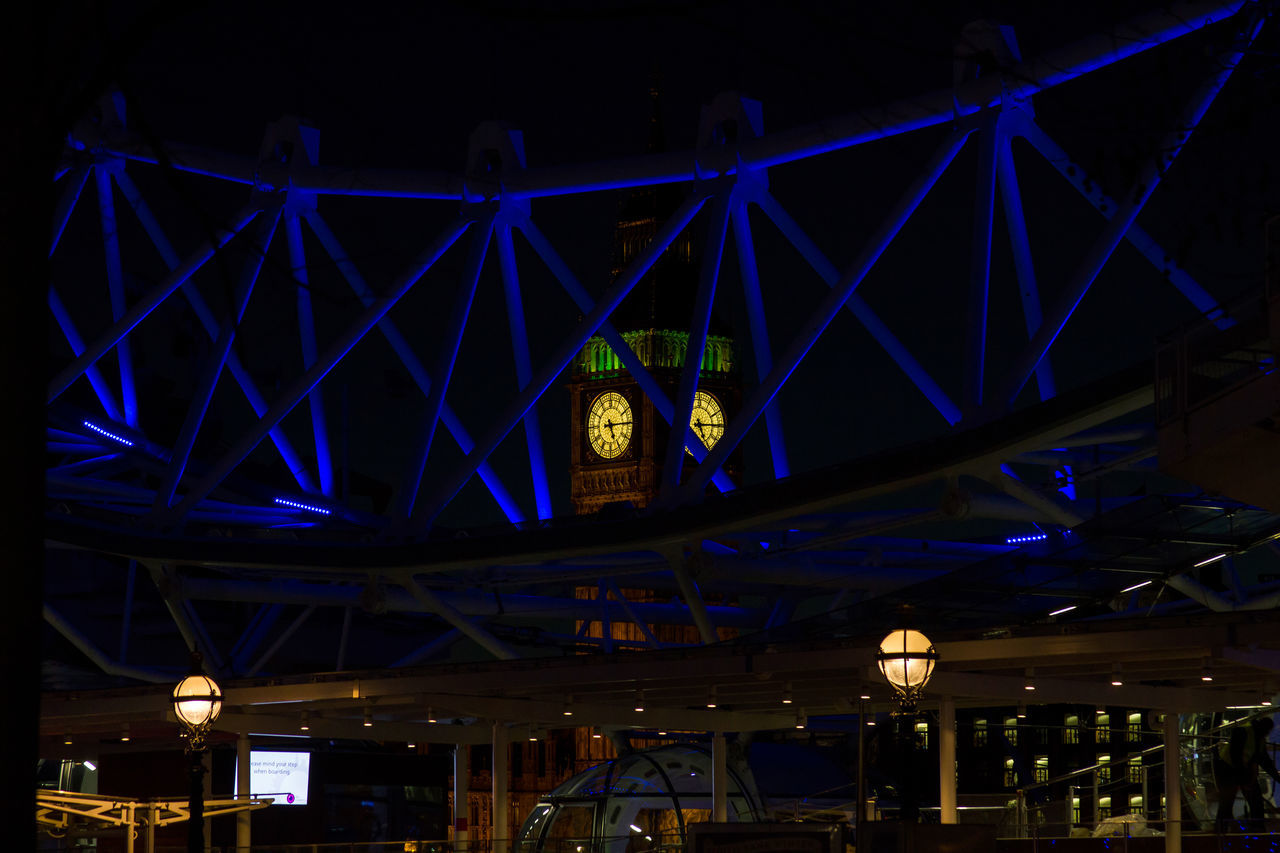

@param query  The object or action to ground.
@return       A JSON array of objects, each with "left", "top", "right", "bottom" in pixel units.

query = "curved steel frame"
[{"left": 44, "top": 0, "right": 1280, "bottom": 682}]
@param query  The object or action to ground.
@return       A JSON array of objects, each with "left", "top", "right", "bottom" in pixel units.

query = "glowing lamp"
[
  {"left": 172, "top": 657, "right": 222, "bottom": 748},
  {"left": 876, "top": 628, "right": 938, "bottom": 712}
]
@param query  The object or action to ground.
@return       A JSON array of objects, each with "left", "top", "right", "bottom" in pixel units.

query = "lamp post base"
[{"left": 188, "top": 749, "right": 206, "bottom": 853}]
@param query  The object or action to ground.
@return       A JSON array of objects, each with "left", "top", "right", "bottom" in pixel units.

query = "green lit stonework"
[{"left": 579, "top": 330, "right": 734, "bottom": 377}]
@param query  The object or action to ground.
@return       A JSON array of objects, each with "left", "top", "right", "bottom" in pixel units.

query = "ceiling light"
[
  {"left": 591, "top": 726, "right": 602, "bottom": 739},
  {"left": 1200, "top": 659, "right": 1214, "bottom": 682},
  {"left": 859, "top": 694, "right": 871, "bottom": 701},
  {"left": 120, "top": 724, "right": 130, "bottom": 742},
  {"left": 63, "top": 734, "right": 73, "bottom": 746},
  {"left": 363, "top": 711, "right": 373, "bottom": 728},
  {"left": 1120, "top": 580, "right": 1152, "bottom": 594},
  {"left": 634, "top": 690, "right": 645, "bottom": 713},
  {"left": 1017, "top": 703, "right": 1027, "bottom": 719},
  {"left": 1193, "top": 553, "right": 1227, "bottom": 568},
  {"left": 782, "top": 683, "right": 793, "bottom": 705},
  {"left": 1023, "top": 669, "right": 1036, "bottom": 691},
  {"left": 82, "top": 760, "right": 97, "bottom": 771},
  {"left": 426, "top": 707, "right": 437, "bottom": 724},
  {"left": 795, "top": 712, "right": 807, "bottom": 730},
  {"left": 1111, "top": 664, "right": 1124, "bottom": 687},
  {"left": 1049, "top": 605, "right": 1076, "bottom": 617},
  {"left": 706, "top": 687, "right": 717, "bottom": 709},
  {"left": 562, "top": 695, "right": 574, "bottom": 717}
]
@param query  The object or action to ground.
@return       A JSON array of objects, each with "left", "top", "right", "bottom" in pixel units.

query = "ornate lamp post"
[
  {"left": 875, "top": 628, "right": 938, "bottom": 822},
  {"left": 173, "top": 652, "right": 222, "bottom": 853},
  {"left": 875, "top": 628, "right": 938, "bottom": 714}
]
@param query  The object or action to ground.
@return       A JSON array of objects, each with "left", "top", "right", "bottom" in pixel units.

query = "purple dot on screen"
[{"left": 287, "top": 793, "right": 295, "bottom": 804}]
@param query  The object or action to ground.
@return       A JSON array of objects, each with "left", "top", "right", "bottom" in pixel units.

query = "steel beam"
[
  {"left": 1012, "top": 113, "right": 1229, "bottom": 328},
  {"left": 285, "top": 212, "right": 334, "bottom": 496},
  {"left": 660, "top": 192, "right": 730, "bottom": 497},
  {"left": 963, "top": 113, "right": 999, "bottom": 412},
  {"left": 665, "top": 131, "right": 972, "bottom": 508},
  {"left": 401, "top": 579, "right": 517, "bottom": 661},
  {"left": 302, "top": 210, "right": 524, "bottom": 523},
  {"left": 998, "top": 8, "right": 1264, "bottom": 406},
  {"left": 95, "top": 164, "right": 139, "bottom": 427},
  {"left": 112, "top": 172, "right": 318, "bottom": 494},
  {"left": 754, "top": 192, "right": 962, "bottom": 424},
  {"left": 496, "top": 224, "right": 552, "bottom": 519},
  {"left": 47, "top": 286, "right": 126, "bottom": 423},
  {"left": 50, "top": 165, "right": 90, "bottom": 255},
  {"left": 394, "top": 217, "right": 495, "bottom": 520},
  {"left": 47, "top": 203, "right": 263, "bottom": 405},
  {"left": 995, "top": 124, "right": 1056, "bottom": 399},
  {"left": 152, "top": 207, "right": 282, "bottom": 516},
  {"left": 514, "top": 215, "right": 736, "bottom": 492},
  {"left": 411, "top": 191, "right": 710, "bottom": 529},
  {"left": 170, "top": 217, "right": 472, "bottom": 523},
  {"left": 731, "top": 201, "right": 788, "bottom": 478}
]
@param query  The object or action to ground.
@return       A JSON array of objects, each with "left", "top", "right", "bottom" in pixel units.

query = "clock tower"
[{"left": 569, "top": 88, "right": 742, "bottom": 515}]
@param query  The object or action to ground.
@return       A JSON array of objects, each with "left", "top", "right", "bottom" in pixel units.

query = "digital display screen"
[{"left": 234, "top": 750, "right": 311, "bottom": 805}]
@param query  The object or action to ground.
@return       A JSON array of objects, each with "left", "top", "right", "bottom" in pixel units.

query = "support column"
[
  {"left": 1163, "top": 713, "right": 1181, "bottom": 853},
  {"left": 203, "top": 751, "right": 212, "bottom": 853},
  {"left": 492, "top": 723, "right": 508, "bottom": 853},
  {"left": 125, "top": 803, "right": 135, "bottom": 853},
  {"left": 712, "top": 732, "right": 728, "bottom": 822},
  {"left": 145, "top": 803, "right": 156, "bottom": 853},
  {"left": 856, "top": 700, "right": 867, "bottom": 831},
  {"left": 939, "top": 696, "right": 957, "bottom": 824},
  {"left": 236, "top": 732, "right": 251, "bottom": 853},
  {"left": 454, "top": 744, "right": 470, "bottom": 850}
]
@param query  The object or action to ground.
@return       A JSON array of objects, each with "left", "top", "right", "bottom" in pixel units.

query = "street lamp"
[
  {"left": 875, "top": 628, "right": 938, "bottom": 713},
  {"left": 173, "top": 652, "right": 222, "bottom": 853},
  {"left": 875, "top": 628, "right": 937, "bottom": 824}
]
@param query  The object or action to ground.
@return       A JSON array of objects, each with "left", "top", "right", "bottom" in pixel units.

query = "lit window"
[
  {"left": 1129, "top": 794, "right": 1144, "bottom": 815},
  {"left": 1127, "top": 713, "right": 1143, "bottom": 743},
  {"left": 1096, "top": 714, "right": 1111, "bottom": 743},
  {"left": 915, "top": 721, "right": 929, "bottom": 749},
  {"left": 1099, "top": 796, "right": 1112, "bottom": 820},
  {"left": 1034, "top": 756, "right": 1049, "bottom": 784},
  {"left": 1128, "top": 756, "right": 1144, "bottom": 784},
  {"left": 1063, "top": 714, "right": 1080, "bottom": 745},
  {"left": 1072, "top": 797, "right": 1081, "bottom": 824},
  {"left": 1003, "top": 758, "right": 1017, "bottom": 787},
  {"left": 1097, "top": 754, "right": 1111, "bottom": 783},
  {"left": 1004, "top": 716, "right": 1019, "bottom": 746},
  {"left": 973, "top": 718, "right": 988, "bottom": 747}
]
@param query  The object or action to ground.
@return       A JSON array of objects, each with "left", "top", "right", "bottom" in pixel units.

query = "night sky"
[{"left": 50, "top": 0, "right": 1280, "bottom": 526}]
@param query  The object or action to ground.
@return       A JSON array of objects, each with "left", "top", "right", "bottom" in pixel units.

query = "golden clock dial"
[
  {"left": 689, "top": 390, "right": 726, "bottom": 450},
  {"left": 587, "top": 391, "right": 633, "bottom": 459}
]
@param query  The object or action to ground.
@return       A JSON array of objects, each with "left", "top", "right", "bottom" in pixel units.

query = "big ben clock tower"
[{"left": 569, "top": 88, "right": 742, "bottom": 515}]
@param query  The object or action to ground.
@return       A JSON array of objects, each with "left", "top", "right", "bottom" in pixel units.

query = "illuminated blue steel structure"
[{"left": 41, "top": 0, "right": 1280, "bottom": 712}]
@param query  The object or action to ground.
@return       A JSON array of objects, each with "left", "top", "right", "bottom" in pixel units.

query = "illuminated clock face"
[
  {"left": 587, "top": 391, "right": 633, "bottom": 459},
  {"left": 689, "top": 390, "right": 726, "bottom": 450}
]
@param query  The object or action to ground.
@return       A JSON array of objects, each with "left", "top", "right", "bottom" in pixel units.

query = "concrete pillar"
[
  {"left": 712, "top": 732, "right": 728, "bottom": 822},
  {"left": 454, "top": 744, "right": 470, "bottom": 850},
  {"left": 236, "top": 732, "right": 251, "bottom": 852},
  {"left": 939, "top": 696, "right": 957, "bottom": 824},
  {"left": 856, "top": 701, "right": 867, "bottom": 832},
  {"left": 1163, "top": 713, "right": 1181, "bottom": 853},
  {"left": 492, "top": 723, "right": 509, "bottom": 853}
]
